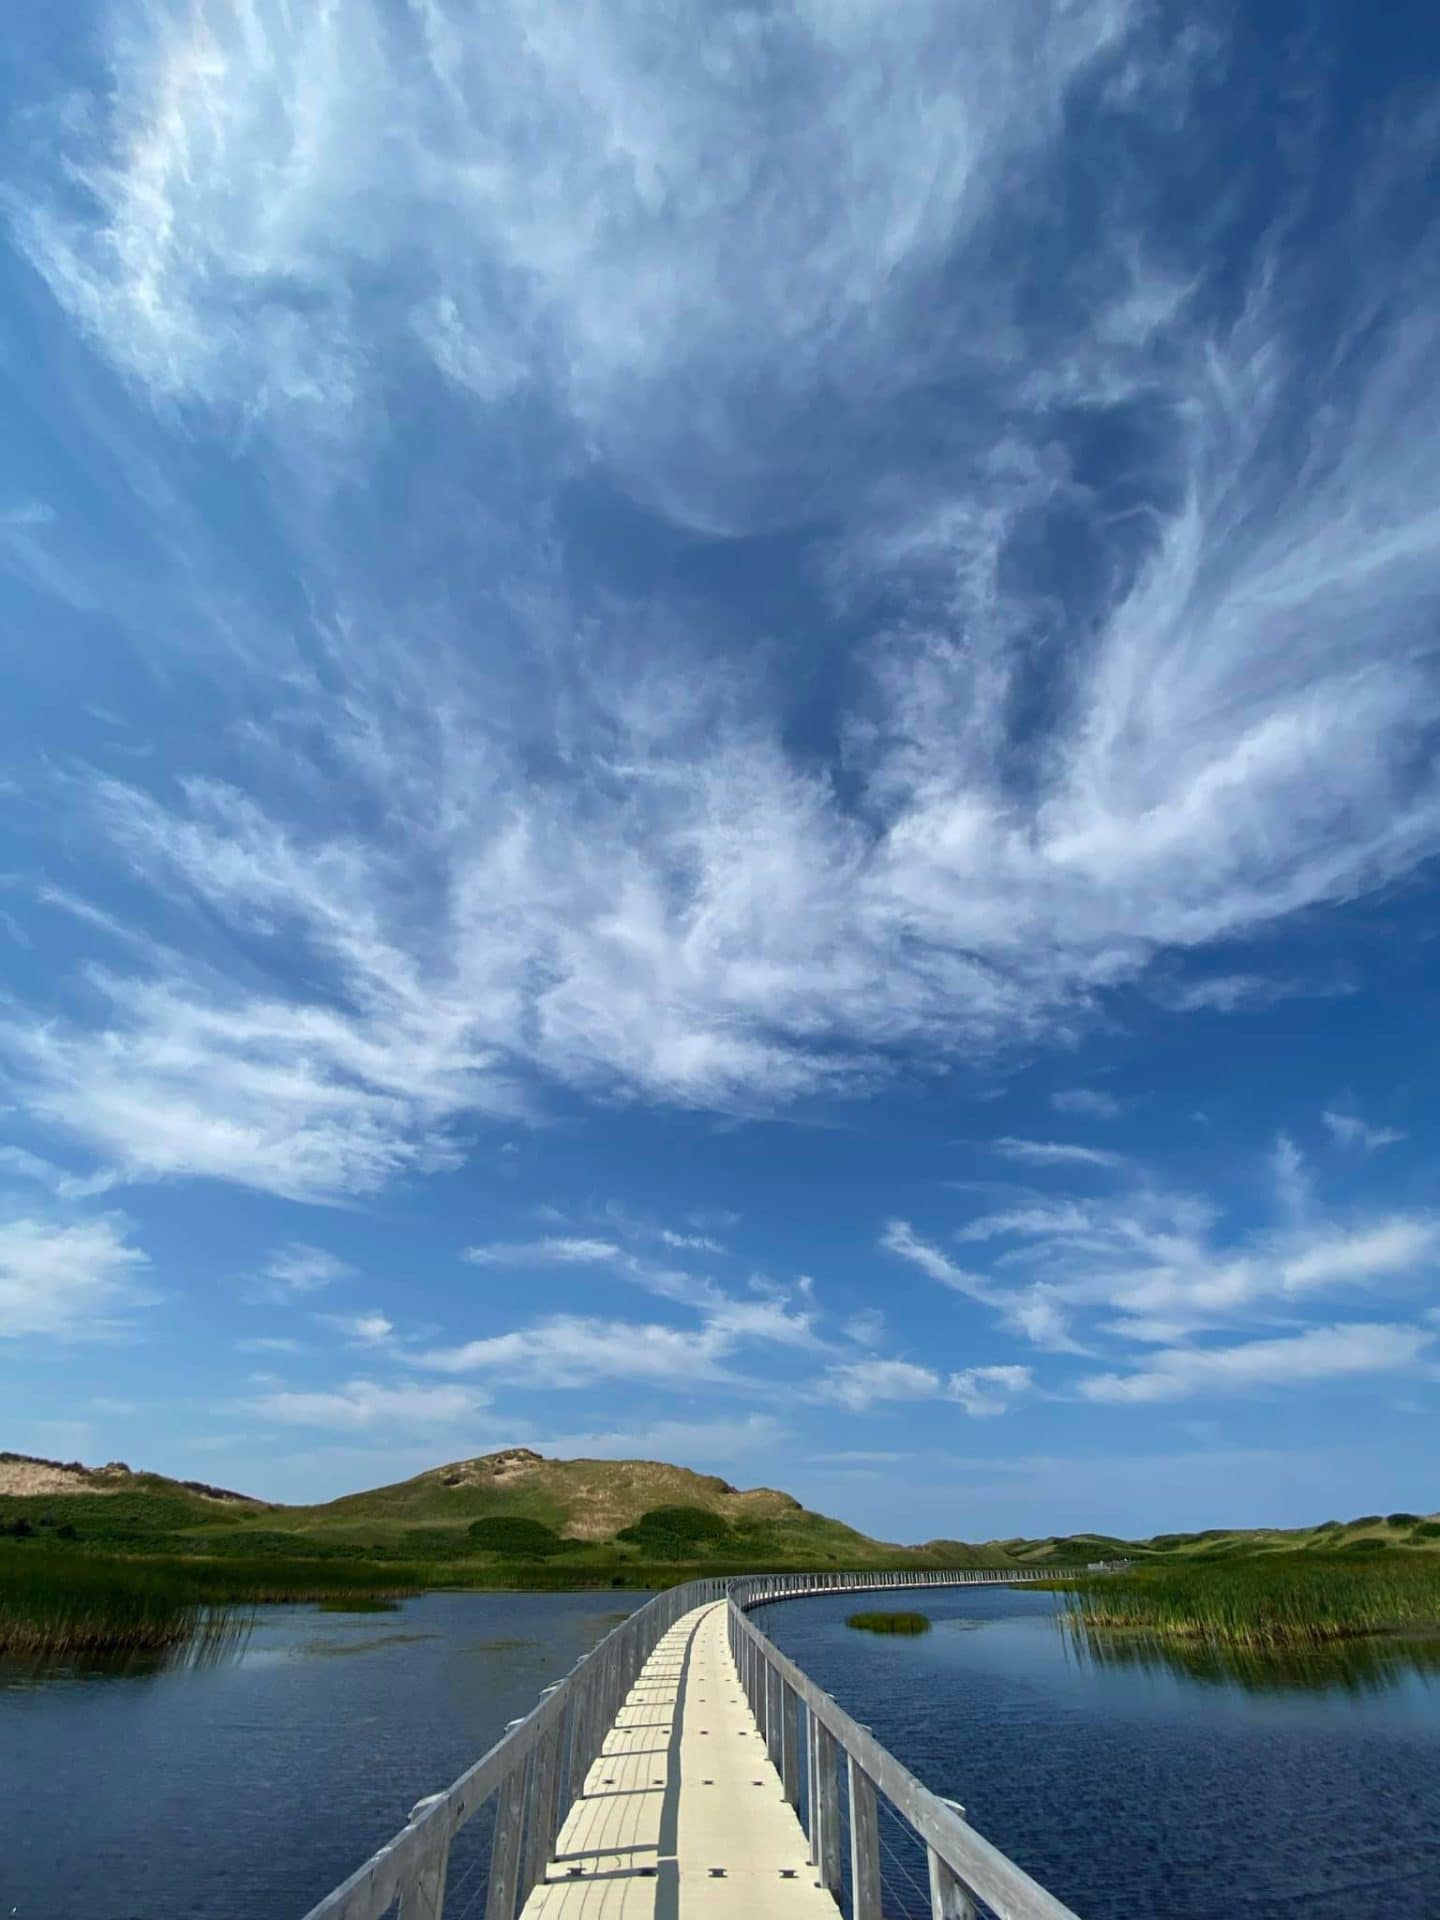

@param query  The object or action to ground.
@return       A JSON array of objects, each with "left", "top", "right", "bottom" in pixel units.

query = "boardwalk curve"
[{"left": 300, "top": 1571, "right": 1081, "bottom": 1920}]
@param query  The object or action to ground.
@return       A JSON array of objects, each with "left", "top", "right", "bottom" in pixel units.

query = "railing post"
[
  {"left": 399, "top": 1798, "right": 450, "bottom": 1920},
  {"left": 815, "top": 1721, "right": 842, "bottom": 1898},
  {"left": 766, "top": 1663, "right": 782, "bottom": 1771},
  {"left": 848, "top": 1756, "right": 882, "bottom": 1920},
  {"left": 521, "top": 1720, "right": 563, "bottom": 1904},
  {"left": 928, "top": 1847, "right": 977, "bottom": 1920},
  {"left": 484, "top": 1758, "right": 527, "bottom": 1920},
  {"left": 781, "top": 1680, "right": 800, "bottom": 1806}
]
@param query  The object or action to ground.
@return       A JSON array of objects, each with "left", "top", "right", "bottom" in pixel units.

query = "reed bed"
[
  {"left": 1056, "top": 1554, "right": 1440, "bottom": 1650},
  {"left": 0, "top": 1549, "right": 422, "bottom": 1658},
  {"left": 846, "top": 1609, "right": 931, "bottom": 1634}
]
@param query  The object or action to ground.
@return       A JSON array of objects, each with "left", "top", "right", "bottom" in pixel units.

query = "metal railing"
[
  {"left": 730, "top": 1576, "right": 1080, "bottom": 1920},
  {"left": 299, "top": 1568, "right": 1076, "bottom": 1920}
]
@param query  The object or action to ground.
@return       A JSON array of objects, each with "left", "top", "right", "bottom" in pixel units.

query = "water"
[
  {"left": 5, "top": 1585, "right": 1439, "bottom": 1920},
  {"left": 752, "top": 1586, "right": 1440, "bottom": 1920},
  {"left": 0, "top": 1590, "right": 645, "bottom": 1920}
]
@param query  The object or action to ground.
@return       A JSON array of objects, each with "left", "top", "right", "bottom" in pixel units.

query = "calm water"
[
  {"left": 753, "top": 1586, "right": 1440, "bottom": 1919},
  {"left": 4, "top": 1586, "right": 1439, "bottom": 1920},
  {"left": 0, "top": 1590, "right": 644, "bottom": 1920}
]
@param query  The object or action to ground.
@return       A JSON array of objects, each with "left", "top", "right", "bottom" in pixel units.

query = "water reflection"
[
  {"left": 1063, "top": 1617, "right": 1440, "bottom": 1696},
  {"left": 0, "top": 1606, "right": 257, "bottom": 1690}
]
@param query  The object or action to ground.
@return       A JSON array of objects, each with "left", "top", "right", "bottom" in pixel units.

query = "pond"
[
  {"left": 6, "top": 1583, "right": 1439, "bottom": 1920},
  {"left": 0, "top": 1589, "right": 645, "bottom": 1920},
  {"left": 751, "top": 1585, "right": 1440, "bottom": 1920}
]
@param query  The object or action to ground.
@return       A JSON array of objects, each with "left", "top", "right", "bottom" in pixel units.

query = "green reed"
[
  {"left": 846, "top": 1609, "right": 932, "bottom": 1634},
  {"left": 0, "top": 1549, "right": 421, "bottom": 1658},
  {"left": 1055, "top": 1554, "right": 1440, "bottom": 1651}
]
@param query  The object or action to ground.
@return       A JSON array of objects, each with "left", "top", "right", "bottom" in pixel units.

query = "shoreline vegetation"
[
  {"left": 2, "top": 1449, "right": 1437, "bottom": 1662},
  {"left": 1044, "top": 1554, "right": 1440, "bottom": 1652}
]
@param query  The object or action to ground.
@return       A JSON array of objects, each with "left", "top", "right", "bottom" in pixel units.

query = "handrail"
[
  {"left": 729, "top": 1582, "right": 1081, "bottom": 1920},
  {"left": 298, "top": 1567, "right": 1079, "bottom": 1920}
]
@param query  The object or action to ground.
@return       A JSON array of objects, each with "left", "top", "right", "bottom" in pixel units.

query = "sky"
[{"left": 2, "top": 1, "right": 1440, "bottom": 1543}]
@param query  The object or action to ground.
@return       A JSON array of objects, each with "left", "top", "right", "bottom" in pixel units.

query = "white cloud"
[
  {"left": 655, "top": 1229, "right": 727, "bottom": 1254},
  {"left": 244, "top": 1378, "right": 486, "bottom": 1431},
  {"left": 0, "top": 1144, "right": 117, "bottom": 1201},
  {"left": 3, "top": 5, "right": 1440, "bottom": 1212},
  {"left": 317, "top": 1310, "right": 395, "bottom": 1347},
  {"left": 1322, "top": 1109, "right": 1406, "bottom": 1152},
  {"left": 991, "top": 1137, "right": 1126, "bottom": 1170},
  {"left": 947, "top": 1364, "right": 1033, "bottom": 1417},
  {"left": 463, "top": 1237, "right": 621, "bottom": 1268},
  {"left": 1050, "top": 1088, "right": 1125, "bottom": 1119},
  {"left": 941, "top": 1175, "right": 1440, "bottom": 1357},
  {"left": 1079, "top": 1322, "right": 1433, "bottom": 1405},
  {"left": 880, "top": 1219, "right": 990, "bottom": 1298},
  {"left": 815, "top": 1358, "right": 941, "bottom": 1412},
  {"left": 1003, "top": 1287, "right": 1091, "bottom": 1356},
  {"left": 414, "top": 1314, "right": 743, "bottom": 1389},
  {"left": 843, "top": 1307, "right": 887, "bottom": 1348},
  {"left": 262, "top": 1244, "right": 352, "bottom": 1294},
  {"left": 816, "top": 1355, "right": 1032, "bottom": 1416},
  {"left": 1270, "top": 1133, "right": 1311, "bottom": 1225},
  {"left": 0, "top": 1215, "right": 153, "bottom": 1339},
  {"left": 1152, "top": 974, "right": 1337, "bottom": 1014}
]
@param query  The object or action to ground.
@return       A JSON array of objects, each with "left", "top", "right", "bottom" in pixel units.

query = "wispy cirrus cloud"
[
  {"left": 1079, "top": 1323, "right": 1433, "bottom": 1406},
  {"left": 259, "top": 1244, "right": 352, "bottom": 1296},
  {"left": 1322, "top": 1108, "right": 1406, "bottom": 1153},
  {"left": 814, "top": 1356, "right": 1033, "bottom": 1416},
  {"left": 0, "top": 1214, "right": 153, "bottom": 1339},
  {"left": 1050, "top": 1088, "right": 1126, "bottom": 1119},
  {"left": 991, "top": 1138, "right": 1127, "bottom": 1171},
  {"left": 244, "top": 1378, "right": 486, "bottom": 1431},
  {"left": 2, "top": 3, "right": 1439, "bottom": 1223},
  {"left": 413, "top": 1314, "right": 743, "bottom": 1390}
]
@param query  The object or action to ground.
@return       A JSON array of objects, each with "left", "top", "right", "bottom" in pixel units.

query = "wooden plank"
[
  {"left": 929, "top": 1845, "right": 978, "bottom": 1920},
  {"left": 815, "top": 1719, "right": 842, "bottom": 1898},
  {"left": 781, "top": 1680, "right": 800, "bottom": 1807},
  {"left": 398, "top": 1797, "right": 449, "bottom": 1920},
  {"left": 520, "top": 1722, "right": 562, "bottom": 1905},
  {"left": 485, "top": 1761, "right": 528, "bottom": 1920},
  {"left": 848, "top": 1755, "right": 882, "bottom": 1920}
]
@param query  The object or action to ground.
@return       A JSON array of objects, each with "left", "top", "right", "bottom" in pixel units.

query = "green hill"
[
  {"left": 5, "top": 1445, "right": 1432, "bottom": 1576},
  {"left": 0, "top": 1446, "right": 921, "bottom": 1571},
  {"left": 1000, "top": 1511, "right": 1440, "bottom": 1563}
]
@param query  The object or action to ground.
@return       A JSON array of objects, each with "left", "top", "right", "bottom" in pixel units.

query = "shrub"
[
  {"left": 615, "top": 1507, "right": 733, "bottom": 1556},
  {"left": 466, "top": 1516, "right": 567, "bottom": 1558},
  {"left": 847, "top": 1611, "right": 931, "bottom": 1635}
]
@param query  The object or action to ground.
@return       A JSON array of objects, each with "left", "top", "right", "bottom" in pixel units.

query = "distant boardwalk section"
[{"left": 301, "top": 1571, "right": 1079, "bottom": 1920}]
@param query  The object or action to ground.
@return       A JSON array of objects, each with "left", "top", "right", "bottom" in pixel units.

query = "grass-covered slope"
[
  {"left": 0, "top": 1447, "right": 922, "bottom": 1572},
  {"left": 1002, "top": 1511, "right": 1440, "bottom": 1565}
]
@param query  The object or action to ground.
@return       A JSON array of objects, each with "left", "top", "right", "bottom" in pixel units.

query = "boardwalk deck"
[{"left": 521, "top": 1601, "right": 833, "bottom": 1920}]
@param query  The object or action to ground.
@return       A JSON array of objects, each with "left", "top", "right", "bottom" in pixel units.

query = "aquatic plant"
[
  {"left": 0, "top": 1549, "right": 242, "bottom": 1658},
  {"left": 1054, "top": 1553, "right": 1440, "bottom": 1651},
  {"left": 846, "top": 1610, "right": 931, "bottom": 1634}
]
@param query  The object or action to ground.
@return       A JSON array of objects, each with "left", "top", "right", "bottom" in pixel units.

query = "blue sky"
[{"left": 2, "top": 1, "right": 1440, "bottom": 1541}]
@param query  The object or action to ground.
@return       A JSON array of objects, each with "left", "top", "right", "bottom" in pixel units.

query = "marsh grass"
[
  {"left": 1054, "top": 1554, "right": 1440, "bottom": 1651},
  {"left": 0, "top": 1551, "right": 237, "bottom": 1658},
  {"left": 0, "top": 1549, "right": 423, "bottom": 1658},
  {"left": 846, "top": 1609, "right": 931, "bottom": 1634}
]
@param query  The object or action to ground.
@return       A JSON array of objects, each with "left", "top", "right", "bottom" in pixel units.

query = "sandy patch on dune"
[{"left": 0, "top": 1459, "right": 120, "bottom": 1497}]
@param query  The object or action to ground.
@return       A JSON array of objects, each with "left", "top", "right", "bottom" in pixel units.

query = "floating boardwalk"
[{"left": 302, "top": 1571, "right": 1080, "bottom": 1920}]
